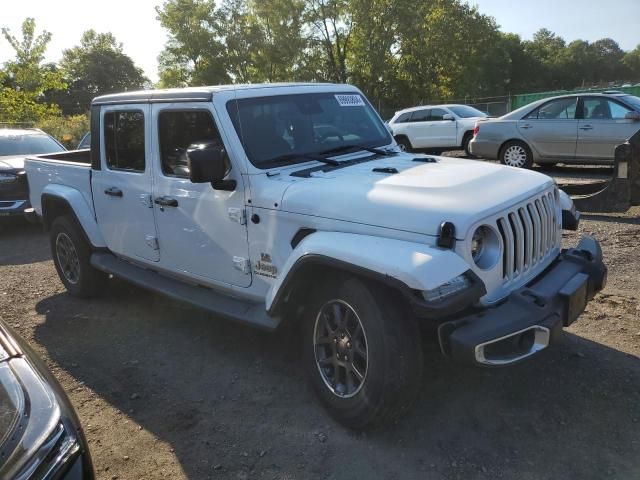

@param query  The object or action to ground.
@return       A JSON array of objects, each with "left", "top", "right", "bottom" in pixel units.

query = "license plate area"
[{"left": 559, "top": 272, "right": 589, "bottom": 326}]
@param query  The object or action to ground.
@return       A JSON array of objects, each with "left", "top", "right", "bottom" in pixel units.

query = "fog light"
[{"left": 422, "top": 274, "right": 470, "bottom": 302}]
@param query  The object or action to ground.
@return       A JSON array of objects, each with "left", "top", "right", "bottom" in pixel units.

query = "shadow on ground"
[
  {"left": 32, "top": 282, "right": 640, "bottom": 480},
  {"left": 0, "top": 219, "right": 49, "bottom": 266}
]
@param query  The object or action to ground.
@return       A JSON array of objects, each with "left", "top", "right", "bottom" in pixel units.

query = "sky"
[{"left": 0, "top": 0, "right": 638, "bottom": 84}]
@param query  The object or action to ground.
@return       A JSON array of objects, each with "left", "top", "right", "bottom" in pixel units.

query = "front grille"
[
  {"left": 496, "top": 189, "right": 560, "bottom": 283},
  {"left": 0, "top": 173, "right": 28, "bottom": 200}
]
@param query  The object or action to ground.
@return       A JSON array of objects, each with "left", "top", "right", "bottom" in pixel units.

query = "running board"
[{"left": 90, "top": 252, "right": 279, "bottom": 331}]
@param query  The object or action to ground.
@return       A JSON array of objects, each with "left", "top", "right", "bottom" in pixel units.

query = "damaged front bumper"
[{"left": 438, "top": 236, "right": 607, "bottom": 366}]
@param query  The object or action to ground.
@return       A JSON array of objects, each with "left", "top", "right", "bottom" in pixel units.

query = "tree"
[
  {"left": 591, "top": 38, "right": 626, "bottom": 83},
  {"left": 623, "top": 45, "right": 640, "bottom": 80},
  {"left": 54, "top": 30, "right": 148, "bottom": 114},
  {"left": 0, "top": 18, "right": 64, "bottom": 123}
]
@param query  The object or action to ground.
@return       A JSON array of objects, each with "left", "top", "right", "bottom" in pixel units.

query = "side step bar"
[{"left": 90, "top": 252, "right": 280, "bottom": 331}]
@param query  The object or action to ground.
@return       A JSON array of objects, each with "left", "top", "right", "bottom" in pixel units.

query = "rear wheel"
[
  {"left": 303, "top": 276, "right": 423, "bottom": 429},
  {"left": 500, "top": 140, "right": 533, "bottom": 168},
  {"left": 395, "top": 136, "right": 412, "bottom": 152},
  {"left": 50, "top": 215, "right": 107, "bottom": 298},
  {"left": 462, "top": 132, "right": 475, "bottom": 157}
]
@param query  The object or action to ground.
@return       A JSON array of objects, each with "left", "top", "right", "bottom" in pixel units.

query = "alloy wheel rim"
[
  {"left": 504, "top": 145, "right": 527, "bottom": 167},
  {"left": 55, "top": 233, "right": 80, "bottom": 285},
  {"left": 313, "top": 299, "right": 368, "bottom": 398}
]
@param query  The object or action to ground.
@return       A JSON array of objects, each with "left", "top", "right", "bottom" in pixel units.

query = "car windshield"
[
  {"left": 447, "top": 105, "right": 487, "bottom": 118},
  {"left": 621, "top": 95, "right": 640, "bottom": 111},
  {"left": 226, "top": 92, "right": 392, "bottom": 168},
  {"left": 0, "top": 133, "right": 64, "bottom": 157}
]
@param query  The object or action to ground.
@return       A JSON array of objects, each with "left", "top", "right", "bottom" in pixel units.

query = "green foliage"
[
  {"left": 36, "top": 114, "right": 89, "bottom": 149},
  {"left": 54, "top": 30, "right": 149, "bottom": 114}
]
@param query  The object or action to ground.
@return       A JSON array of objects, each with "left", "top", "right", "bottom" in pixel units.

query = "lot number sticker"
[{"left": 335, "top": 94, "right": 365, "bottom": 107}]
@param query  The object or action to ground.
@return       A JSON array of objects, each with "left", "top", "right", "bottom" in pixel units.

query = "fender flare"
[
  {"left": 41, "top": 185, "right": 106, "bottom": 248},
  {"left": 266, "top": 231, "right": 474, "bottom": 315}
]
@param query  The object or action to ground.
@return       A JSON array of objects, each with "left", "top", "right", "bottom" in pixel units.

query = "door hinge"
[
  {"left": 145, "top": 235, "right": 159, "bottom": 250},
  {"left": 233, "top": 256, "right": 251, "bottom": 274},
  {"left": 228, "top": 207, "right": 246, "bottom": 225},
  {"left": 140, "top": 194, "right": 153, "bottom": 208}
]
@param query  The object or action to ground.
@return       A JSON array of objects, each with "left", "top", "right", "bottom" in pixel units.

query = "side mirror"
[
  {"left": 442, "top": 113, "right": 455, "bottom": 121},
  {"left": 624, "top": 111, "right": 640, "bottom": 121},
  {"left": 187, "top": 141, "right": 236, "bottom": 190}
]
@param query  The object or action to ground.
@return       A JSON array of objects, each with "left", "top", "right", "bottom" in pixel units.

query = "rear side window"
[
  {"left": 104, "top": 111, "right": 145, "bottom": 172},
  {"left": 158, "top": 110, "right": 223, "bottom": 178},
  {"left": 410, "top": 110, "right": 430, "bottom": 122}
]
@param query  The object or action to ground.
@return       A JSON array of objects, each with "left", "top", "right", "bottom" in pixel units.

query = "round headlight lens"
[{"left": 470, "top": 225, "right": 500, "bottom": 270}]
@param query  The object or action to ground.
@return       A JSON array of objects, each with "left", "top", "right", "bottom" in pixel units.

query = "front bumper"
[
  {"left": 439, "top": 236, "right": 606, "bottom": 366},
  {"left": 0, "top": 199, "right": 30, "bottom": 217}
]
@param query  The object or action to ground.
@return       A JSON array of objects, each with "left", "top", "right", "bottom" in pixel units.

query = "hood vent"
[{"left": 372, "top": 167, "right": 398, "bottom": 174}]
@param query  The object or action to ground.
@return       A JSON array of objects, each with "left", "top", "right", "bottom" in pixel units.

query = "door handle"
[
  {"left": 104, "top": 187, "right": 123, "bottom": 197},
  {"left": 579, "top": 125, "right": 594, "bottom": 130},
  {"left": 520, "top": 124, "right": 533, "bottom": 129},
  {"left": 154, "top": 196, "right": 179, "bottom": 208}
]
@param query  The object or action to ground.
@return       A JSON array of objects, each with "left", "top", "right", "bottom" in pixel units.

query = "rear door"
[
  {"left": 92, "top": 105, "right": 160, "bottom": 262},
  {"left": 150, "top": 103, "right": 251, "bottom": 287},
  {"left": 404, "top": 109, "right": 431, "bottom": 148},
  {"left": 576, "top": 97, "right": 639, "bottom": 161},
  {"left": 517, "top": 97, "right": 578, "bottom": 159}
]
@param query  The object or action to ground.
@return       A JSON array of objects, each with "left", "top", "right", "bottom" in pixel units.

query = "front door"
[
  {"left": 92, "top": 105, "right": 159, "bottom": 262},
  {"left": 517, "top": 97, "right": 578, "bottom": 159},
  {"left": 427, "top": 107, "right": 457, "bottom": 147},
  {"left": 150, "top": 104, "right": 251, "bottom": 288},
  {"left": 576, "top": 97, "right": 640, "bottom": 161}
]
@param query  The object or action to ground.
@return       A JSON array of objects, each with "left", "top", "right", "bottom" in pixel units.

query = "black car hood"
[{"left": 0, "top": 156, "right": 26, "bottom": 171}]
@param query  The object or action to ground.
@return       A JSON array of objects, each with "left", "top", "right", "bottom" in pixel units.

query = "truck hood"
[
  {"left": 0, "top": 156, "right": 26, "bottom": 171},
  {"left": 279, "top": 155, "right": 553, "bottom": 238}
]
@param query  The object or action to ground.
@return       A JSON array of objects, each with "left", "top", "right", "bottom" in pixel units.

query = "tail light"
[{"left": 473, "top": 125, "right": 480, "bottom": 137}]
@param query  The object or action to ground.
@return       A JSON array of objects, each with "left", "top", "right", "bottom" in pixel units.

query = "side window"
[
  {"left": 395, "top": 112, "right": 412, "bottom": 123},
  {"left": 410, "top": 109, "right": 430, "bottom": 122},
  {"left": 158, "top": 110, "right": 223, "bottom": 178},
  {"left": 429, "top": 108, "right": 447, "bottom": 121},
  {"left": 607, "top": 100, "right": 632, "bottom": 119},
  {"left": 583, "top": 98, "right": 610, "bottom": 120},
  {"left": 104, "top": 111, "right": 145, "bottom": 172},
  {"left": 526, "top": 98, "right": 577, "bottom": 120}
]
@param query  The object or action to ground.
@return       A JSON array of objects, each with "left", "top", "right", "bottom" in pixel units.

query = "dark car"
[
  {"left": 0, "top": 128, "right": 66, "bottom": 219},
  {"left": 0, "top": 321, "right": 93, "bottom": 479}
]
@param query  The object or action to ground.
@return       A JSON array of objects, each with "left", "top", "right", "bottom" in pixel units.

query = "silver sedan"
[{"left": 469, "top": 92, "right": 640, "bottom": 168}]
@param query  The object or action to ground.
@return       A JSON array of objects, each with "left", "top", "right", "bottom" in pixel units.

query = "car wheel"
[
  {"left": 303, "top": 276, "right": 423, "bottom": 429},
  {"left": 462, "top": 132, "right": 475, "bottom": 158},
  {"left": 395, "top": 136, "right": 412, "bottom": 152},
  {"left": 50, "top": 215, "right": 107, "bottom": 298},
  {"left": 500, "top": 140, "right": 533, "bottom": 168}
]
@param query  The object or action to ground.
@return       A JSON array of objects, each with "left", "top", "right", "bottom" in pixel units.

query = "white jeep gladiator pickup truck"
[{"left": 25, "top": 83, "right": 606, "bottom": 428}]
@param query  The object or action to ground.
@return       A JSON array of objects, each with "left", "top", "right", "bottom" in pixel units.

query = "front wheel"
[
  {"left": 500, "top": 140, "right": 533, "bottom": 168},
  {"left": 50, "top": 215, "right": 107, "bottom": 298},
  {"left": 303, "top": 276, "right": 423, "bottom": 429},
  {"left": 395, "top": 136, "right": 412, "bottom": 152}
]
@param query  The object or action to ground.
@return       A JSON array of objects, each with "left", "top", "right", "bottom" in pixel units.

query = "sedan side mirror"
[
  {"left": 624, "top": 111, "right": 640, "bottom": 121},
  {"left": 442, "top": 113, "right": 455, "bottom": 121},
  {"left": 187, "top": 141, "right": 236, "bottom": 190}
]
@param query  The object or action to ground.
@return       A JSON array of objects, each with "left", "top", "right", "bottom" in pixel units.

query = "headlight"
[
  {"left": 422, "top": 274, "right": 470, "bottom": 302},
  {"left": 0, "top": 172, "right": 18, "bottom": 184},
  {"left": 469, "top": 225, "right": 500, "bottom": 270}
]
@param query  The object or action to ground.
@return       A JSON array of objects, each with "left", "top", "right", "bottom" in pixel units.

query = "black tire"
[
  {"left": 499, "top": 140, "right": 533, "bottom": 168},
  {"left": 50, "top": 215, "right": 107, "bottom": 298},
  {"left": 462, "top": 132, "right": 475, "bottom": 158},
  {"left": 303, "top": 276, "right": 423, "bottom": 429},
  {"left": 395, "top": 136, "right": 412, "bottom": 152}
]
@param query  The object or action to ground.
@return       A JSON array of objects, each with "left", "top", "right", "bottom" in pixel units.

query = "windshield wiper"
[
  {"left": 319, "top": 144, "right": 395, "bottom": 157},
  {"left": 262, "top": 152, "right": 340, "bottom": 167}
]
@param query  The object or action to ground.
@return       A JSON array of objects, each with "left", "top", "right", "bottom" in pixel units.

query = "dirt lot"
[{"left": 1, "top": 166, "right": 639, "bottom": 480}]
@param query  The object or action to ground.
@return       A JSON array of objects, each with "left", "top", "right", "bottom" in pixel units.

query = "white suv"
[{"left": 388, "top": 104, "right": 487, "bottom": 155}]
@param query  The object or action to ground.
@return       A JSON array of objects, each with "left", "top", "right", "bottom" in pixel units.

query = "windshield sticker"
[{"left": 335, "top": 94, "right": 365, "bottom": 107}]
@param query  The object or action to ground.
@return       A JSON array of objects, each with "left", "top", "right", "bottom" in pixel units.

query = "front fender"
[
  {"left": 42, "top": 184, "right": 106, "bottom": 248},
  {"left": 266, "top": 232, "right": 471, "bottom": 312}
]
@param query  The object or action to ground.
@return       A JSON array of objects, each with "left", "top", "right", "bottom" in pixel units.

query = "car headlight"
[
  {"left": 422, "top": 274, "right": 470, "bottom": 302},
  {"left": 469, "top": 225, "right": 500, "bottom": 270},
  {"left": 0, "top": 172, "right": 18, "bottom": 184}
]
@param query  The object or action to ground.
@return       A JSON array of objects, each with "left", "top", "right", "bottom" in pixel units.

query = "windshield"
[
  {"left": 226, "top": 92, "right": 392, "bottom": 168},
  {"left": 621, "top": 95, "right": 640, "bottom": 111},
  {"left": 447, "top": 105, "right": 487, "bottom": 118},
  {"left": 0, "top": 134, "right": 64, "bottom": 157}
]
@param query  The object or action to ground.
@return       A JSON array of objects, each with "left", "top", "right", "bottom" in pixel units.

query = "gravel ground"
[{"left": 0, "top": 164, "right": 639, "bottom": 480}]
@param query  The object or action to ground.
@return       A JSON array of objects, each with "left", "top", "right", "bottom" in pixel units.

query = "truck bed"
[{"left": 24, "top": 151, "right": 93, "bottom": 219}]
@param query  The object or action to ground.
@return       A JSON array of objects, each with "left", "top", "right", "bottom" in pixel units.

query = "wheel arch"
[
  {"left": 393, "top": 134, "right": 412, "bottom": 148},
  {"left": 41, "top": 186, "right": 106, "bottom": 249}
]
